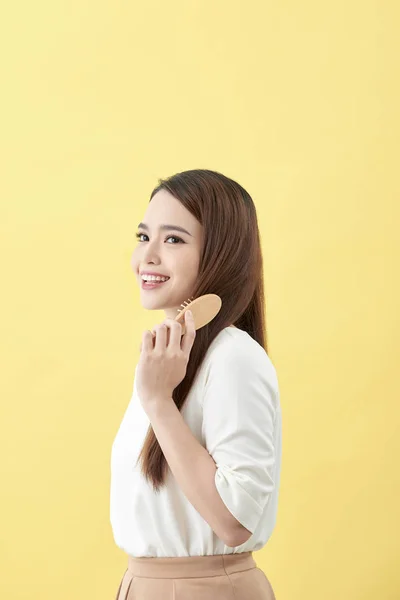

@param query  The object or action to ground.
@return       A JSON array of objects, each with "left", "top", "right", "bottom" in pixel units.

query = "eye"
[{"left": 135, "top": 232, "right": 184, "bottom": 244}]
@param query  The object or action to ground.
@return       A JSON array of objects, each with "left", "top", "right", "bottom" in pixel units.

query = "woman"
[{"left": 111, "top": 169, "right": 281, "bottom": 599}]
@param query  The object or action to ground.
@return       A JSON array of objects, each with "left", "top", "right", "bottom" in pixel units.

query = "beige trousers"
[{"left": 114, "top": 551, "right": 276, "bottom": 599}]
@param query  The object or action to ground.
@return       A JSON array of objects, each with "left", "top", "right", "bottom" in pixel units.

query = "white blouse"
[{"left": 110, "top": 326, "right": 282, "bottom": 558}]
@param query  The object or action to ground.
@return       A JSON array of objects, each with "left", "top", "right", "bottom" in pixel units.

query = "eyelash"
[{"left": 135, "top": 232, "right": 185, "bottom": 244}]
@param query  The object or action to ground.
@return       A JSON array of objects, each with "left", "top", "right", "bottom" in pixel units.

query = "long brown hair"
[{"left": 135, "top": 169, "right": 269, "bottom": 493}]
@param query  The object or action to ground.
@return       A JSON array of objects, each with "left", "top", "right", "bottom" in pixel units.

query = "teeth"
[{"left": 142, "top": 275, "right": 170, "bottom": 282}]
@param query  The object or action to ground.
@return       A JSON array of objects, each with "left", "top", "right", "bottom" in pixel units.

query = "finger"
[
  {"left": 165, "top": 320, "right": 182, "bottom": 349},
  {"left": 141, "top": 330, "right": 153, "bottom": 353},
  {"left": 153, "top": 323, "right": 167, "bottom": 351},
  {"left": 157, "top": 318, "right": 182, "bottom": 345},
  {"left": 181, "top": 311, "right": 196, "bottom": 356}
]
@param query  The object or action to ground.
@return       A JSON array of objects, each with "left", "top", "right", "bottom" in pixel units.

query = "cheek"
[
  {"left": 183, "top": 250, "right": 201, "bottom": 273},
  {"left": 177, "top": 267, "right": 199, "bottom": 292}
]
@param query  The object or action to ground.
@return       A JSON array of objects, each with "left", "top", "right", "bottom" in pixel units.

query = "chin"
[{"left": 140, "top": 297, "right": 163, "bottom": 307}]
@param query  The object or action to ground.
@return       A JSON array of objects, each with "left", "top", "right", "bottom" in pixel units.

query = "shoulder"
[{"left": 203, "top": 327, "right": 279, "bottom": 391}]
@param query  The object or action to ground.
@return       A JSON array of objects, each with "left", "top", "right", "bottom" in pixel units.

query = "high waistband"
[{"left": 127, "top": 551, "right": 256, "bottom": 579}]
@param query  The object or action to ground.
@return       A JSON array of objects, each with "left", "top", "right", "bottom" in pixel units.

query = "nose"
[{"left": 141, "top": 237, "right": 162, "bottom": 262}]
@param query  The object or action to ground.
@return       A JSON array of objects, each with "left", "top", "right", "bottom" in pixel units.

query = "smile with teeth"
[{"left": 141, "top": 275, "right": 170, "bottom": 282}]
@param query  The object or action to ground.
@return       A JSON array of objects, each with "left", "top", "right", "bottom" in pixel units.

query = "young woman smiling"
[{"left": 111, "top": 169, "right": 281, "bottom": 600}]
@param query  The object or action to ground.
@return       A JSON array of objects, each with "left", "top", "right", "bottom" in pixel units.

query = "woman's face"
[{"left": 131, "top": 189, "right": 203, "bottom": 319}]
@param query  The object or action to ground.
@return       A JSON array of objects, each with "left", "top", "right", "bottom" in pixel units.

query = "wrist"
[{"left": 140, "top": 394, "right": 174, "bottom": 415}]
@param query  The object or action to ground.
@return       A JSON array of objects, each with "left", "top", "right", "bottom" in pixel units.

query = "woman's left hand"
[{"left": 136, "top": 311, "right": 196, "bottom": 410}]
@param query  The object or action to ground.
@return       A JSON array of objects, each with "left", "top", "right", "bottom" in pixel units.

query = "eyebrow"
[{"left": 137, "top": 222, "right": 193, "bottom": 237}]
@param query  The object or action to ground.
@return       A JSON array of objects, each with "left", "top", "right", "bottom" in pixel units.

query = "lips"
[{"left": 141, "top": 277, "right": 170, "bottom": 290}]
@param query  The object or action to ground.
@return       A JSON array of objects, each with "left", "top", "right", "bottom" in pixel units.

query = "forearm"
[{"left": 144, "top": 397, "right": 251, "bottom": 547}]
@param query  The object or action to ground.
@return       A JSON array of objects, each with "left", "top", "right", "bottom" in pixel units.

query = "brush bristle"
[{"left": 176, "top": 296, "right": 194, "bottom": 313}]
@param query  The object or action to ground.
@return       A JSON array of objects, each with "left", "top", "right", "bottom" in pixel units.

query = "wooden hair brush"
[{"left": 150, "top": 293, "right": 222, "bottom": 341}]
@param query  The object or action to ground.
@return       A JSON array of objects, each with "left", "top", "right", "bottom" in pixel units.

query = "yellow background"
[{"left": 1, "top": 1, "right": 399, "bottom": 598}]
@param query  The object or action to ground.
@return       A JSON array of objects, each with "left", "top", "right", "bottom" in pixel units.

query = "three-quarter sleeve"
[{"left": 201, "top": 345, "right": 280, "bottom": 536}]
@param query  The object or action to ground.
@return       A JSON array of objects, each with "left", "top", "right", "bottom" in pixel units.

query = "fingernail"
[{"left": 186, "top": 310, "right": 192, "bottom": 318}]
